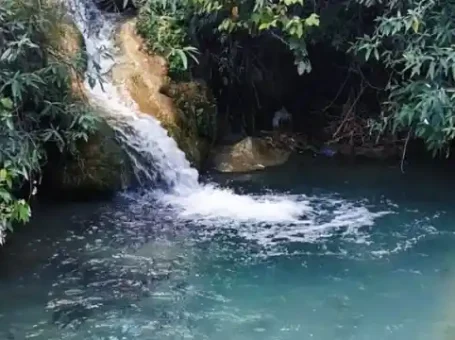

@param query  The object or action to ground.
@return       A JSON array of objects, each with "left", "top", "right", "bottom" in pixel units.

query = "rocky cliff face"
[
  {"left": 112, "top": 19, "right": 215, "bottom": 169},
  {"left": 41, "top": 16, "right": 134, "bottom": 199}
]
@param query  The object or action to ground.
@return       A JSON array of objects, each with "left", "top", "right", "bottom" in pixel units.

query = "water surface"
[{"left": 1, "top": 159, "right": 454, "bottom": 340}]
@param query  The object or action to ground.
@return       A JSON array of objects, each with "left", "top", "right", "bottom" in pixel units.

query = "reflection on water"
[{"left": 1, "top": 160, "right": 455, "bottom": 340}]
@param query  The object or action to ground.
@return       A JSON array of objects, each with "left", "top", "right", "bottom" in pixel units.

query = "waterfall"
[
  {"left": 65, "top": 0, "right": 390, "bottom": 230},
  {"left": 66, "top": 0, "right": 200, "bottom": 192}
]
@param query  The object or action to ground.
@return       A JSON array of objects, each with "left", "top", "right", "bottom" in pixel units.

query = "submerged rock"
[{"left": 211, "top": 137, "right": 290, "bottom": 172}]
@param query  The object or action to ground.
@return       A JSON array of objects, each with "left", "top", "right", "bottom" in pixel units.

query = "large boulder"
[
  {"left": 112, "top": 19, "right": 215, "bottom": 169},
  {"left": 210, "top": 137, "right": 290, "bottom": 173},
  {"left": 42, "top": 120, "right": 134, "bottom": 199}
]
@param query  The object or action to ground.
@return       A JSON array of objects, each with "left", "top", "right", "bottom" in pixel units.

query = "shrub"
[
  {"left": 136, "top": 0, "right": 199, "bottom": 78},
  {"left": 0, "top": 0, "right": 98, "bottom": 243},
  {"left": 352, "top": 0, "right": 455, "bottom": 155}
]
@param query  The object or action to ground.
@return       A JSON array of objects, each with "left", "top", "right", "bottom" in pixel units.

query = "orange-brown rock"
[
  {"left": 113, "top": 19, "right": 176, "bottom": 125},
  {"left": 112, "top": 19, "right": 216, "bottom": 168}
]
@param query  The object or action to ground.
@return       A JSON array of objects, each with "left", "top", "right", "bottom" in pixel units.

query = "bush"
[
  {"left": 137, "top": 0, "right": 455, "bottom": 157},
  {"left": 0, "top": 0, "right": 98, "bottom": 243},
  {"left": 136, "top": 0, "right": 199, "bottom": 78},
  {"left": 352, "top": 0, "right": 455, "bottom": 156}
]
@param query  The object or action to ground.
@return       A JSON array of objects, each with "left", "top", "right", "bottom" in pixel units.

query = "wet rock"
[
  {"left": 112, "top": 19, "right": 215, "bottom": 168},
  {"left": 42, "top": 119, "right": 134, "bottom": 200},
  {"left": 210, "top": 137, "right": 290, "bottom": 172},
  {"left": 49, "top": 13, "right": 87, "bottom": 100},
  {"left": 161, "top": 81, "right": 216, "bottom": 168}
]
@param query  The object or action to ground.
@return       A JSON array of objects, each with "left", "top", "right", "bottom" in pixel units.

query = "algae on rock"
[{"left": 160, "top": 80, "right": 216, "bottom": 168}]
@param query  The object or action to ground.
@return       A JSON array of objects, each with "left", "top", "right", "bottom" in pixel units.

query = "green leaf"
[
  {"left": 297, "top": 60, "right": 310, "bottom": 75},
  {"left": 15, "top": 200, "right": 31, "bottom": 222},
  {"left": 296, "top": 22, "right": 303, "bottom": 38},
  {"left": 0, "top": 189, "right": 12, "bottom": 203},
  {"left": 175, "top": 49, "right": 188, "bottom": 69},
  {"left": 258, "top": 22, "right": 269, "bottom": 30},
  {"left": 0, "top": 97, "right": 13, "bottom": 109},
  {"left": 365, "top": 48, "right": 372, "bottom": 61},
  {"left": 412, "top": 18, "right": 419, "bottom": 33},
  {"left": 0, "top": 169, "right": 6, "bottom": 182},
  {"left": 5, "top": 118, "right": 14, "bottom": 131},
  {"left": 305, "top": 13, "right": 320, "bottom": 27},
  {"left": 427, "top": 62, "right": 436, "bottom": 80},
  {"left": 374, "top": 48, "right": 379, "bottom": 60},
  {"left": 5, "top": 176, "right": 12, "bottom": 189},
  {"left": 11, "top": 79, "right": 21, "bottom": 102}
]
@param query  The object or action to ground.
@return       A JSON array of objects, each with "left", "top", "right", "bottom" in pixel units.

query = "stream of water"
[{"left": 0, "top": 1, "right": 454, "bottom": 339}]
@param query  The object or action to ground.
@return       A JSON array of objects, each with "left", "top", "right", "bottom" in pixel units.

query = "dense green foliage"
[
  {"left": 136, "top": 0, "right": 319, "bottom": 136},
  {"left": 137, "top": 0, "right": 319, "bottom": 74},
  {"left": 136, "top": 0, "right": 455, "bottom": 156},
  {"left": 352, "top": 0, "right": 455, "bottom": 155},
  {"left": 137, "top": 0, "right": 200, "bottom": 76},
  {"left": 191, "top": 0, "right": 319, "bottom": 74},
  {"left": 0, "top": 0, "right": 98, "bottom": 243}
]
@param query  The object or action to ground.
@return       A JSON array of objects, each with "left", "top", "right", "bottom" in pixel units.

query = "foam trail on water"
[{"left": 66, "top": 0, "right": 390, "bottom": 227}]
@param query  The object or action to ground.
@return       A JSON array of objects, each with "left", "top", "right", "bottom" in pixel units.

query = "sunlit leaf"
[
  {"left": 0, "top": 98, "right": 13, "bottom": 110},
  {"left": 412, "top": 18, "right": 419, "bottom": 33},
  {"left": 0, "top": 169, "right": 7, "bottom": 182},
  {"left": 305, "top": 13, "right": 320, "bottom": 27}
]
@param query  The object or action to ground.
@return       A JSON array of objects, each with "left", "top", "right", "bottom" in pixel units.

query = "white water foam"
[
  {"left": 66, "top": 0, "right": 390, "bottom": 231},
  {"left": 159, "top": 186, "right": 311, "bottom": 222}
]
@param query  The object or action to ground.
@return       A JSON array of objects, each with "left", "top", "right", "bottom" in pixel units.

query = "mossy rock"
[
  {"left": 160, "top": 80, "right": 216, "bottom": 169},
  {"left": 43, "top": 120, "right": 134, "bottom": 200},
  {"left": 47, "top": 10, "right": 87, "bottom": 99},
  {"left": 164, "top": 122, "right": 210, "bottom": 169}
]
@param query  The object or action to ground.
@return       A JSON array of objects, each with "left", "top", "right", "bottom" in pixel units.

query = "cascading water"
[
  {"left": 4, "top": 4, "right": 450, "bottom": 339},
  {"left": 67, "top": 0, "right": 200, "bottom": 191},
  {"left": 66, "top": 0, "right": 308, "bottom": 221},
  {"left": 66, "top": 0, "right": 388, "bottom": 230}
]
